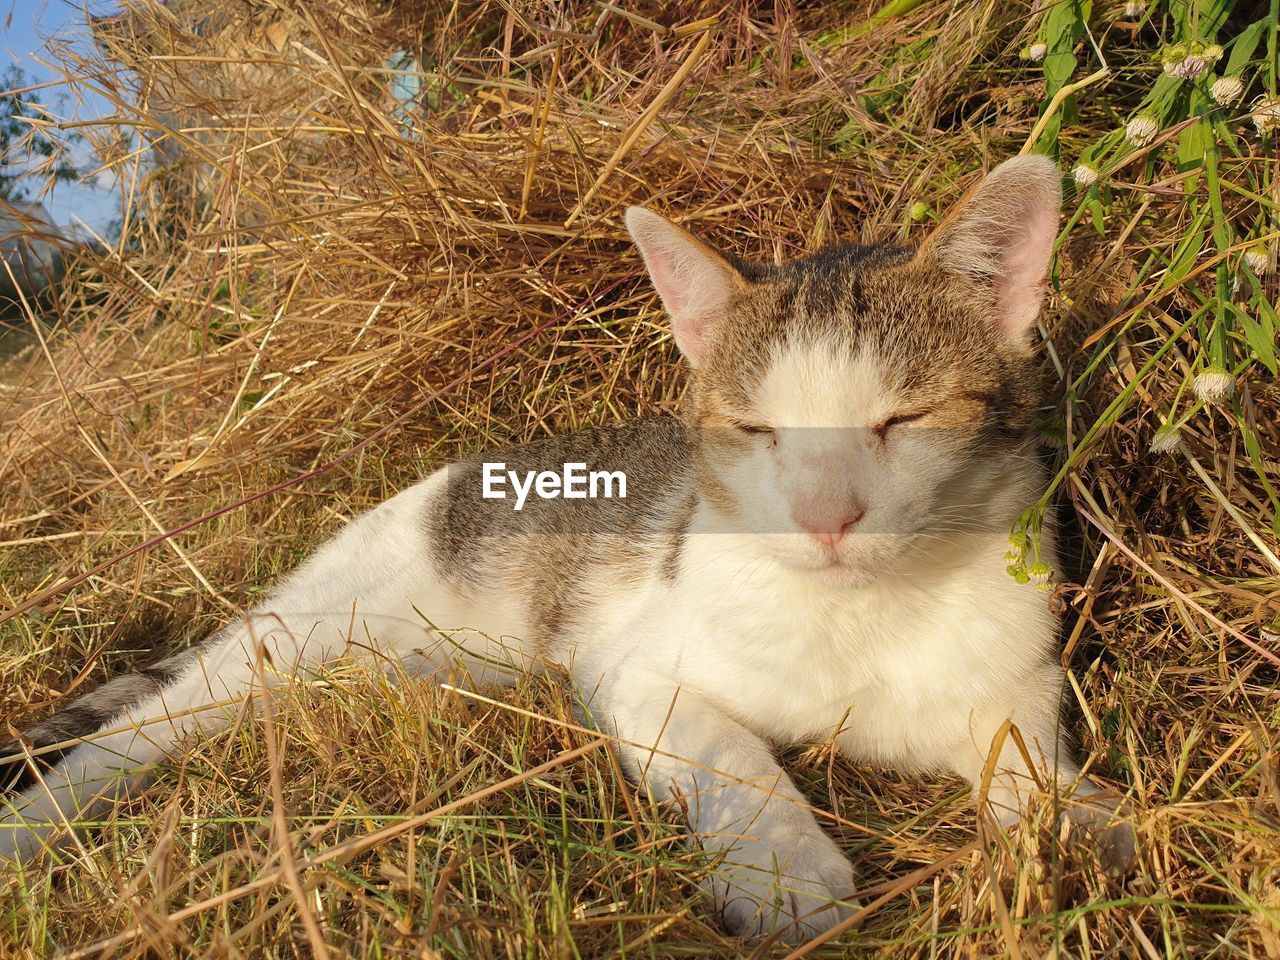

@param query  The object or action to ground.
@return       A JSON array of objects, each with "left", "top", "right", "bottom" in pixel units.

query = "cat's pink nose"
[{"left": 795, "top": 506, "right": 865, "bottom": 549}]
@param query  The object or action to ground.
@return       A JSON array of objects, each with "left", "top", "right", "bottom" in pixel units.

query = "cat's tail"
[
  {"left": 0, "top": 617, "right": 282, "bottom": 865},
  {"left": 0, "top": 601, "right": 417, "bottom": 865},
  {"left": 0, "top": 645, "right": 201, "bottom": 796},
  {"left": 0, "top": 477, "right": 456, "bottom": 865}
]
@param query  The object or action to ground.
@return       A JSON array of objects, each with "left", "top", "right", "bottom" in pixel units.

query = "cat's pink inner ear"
[
  {"left": 922, "top": 155, "right": 1062, "bottom": 345},
  {"left": 625, "top": 207, "right": 744, "bottom": 366}
]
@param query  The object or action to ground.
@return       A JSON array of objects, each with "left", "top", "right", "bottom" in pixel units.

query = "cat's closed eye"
[{"left": 873, "top": 410, "right": 930, "bottom": 443}]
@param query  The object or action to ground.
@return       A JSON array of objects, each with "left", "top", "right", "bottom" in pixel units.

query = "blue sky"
[{"left": 3, "top": 0, "right": 122, "bottom": 230}]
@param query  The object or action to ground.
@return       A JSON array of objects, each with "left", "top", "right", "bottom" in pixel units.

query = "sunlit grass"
[{"left": 0, "top": 0, "right": 1277, "bottom": 955}]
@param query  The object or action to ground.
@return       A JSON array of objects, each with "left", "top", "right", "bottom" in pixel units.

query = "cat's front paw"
[{"left": 706, "top": 824, "right": 858, "bottom": 943}]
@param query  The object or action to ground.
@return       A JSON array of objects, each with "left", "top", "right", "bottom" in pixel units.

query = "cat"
[{"left": 0, "top": 155, "right": 1132, "bottom": 942}]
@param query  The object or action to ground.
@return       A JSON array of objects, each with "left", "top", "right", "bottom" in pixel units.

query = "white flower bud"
[
  {"left": 1150, "top": 424, "right": 1181, "bottom": 455},
  {"left": 1072, "top": 164, "right": 1099, "bottom": 187},
  {"left": 1027, "top": 561, "right": 1053, "bottom": 586},
  {"left": 1126, "top": 115, "right": 1160, "bottom": 147},
  {"left": 1211, "top": 76, "right": 1244, "bottom": 105},
  {"left": 1167, "top": 55, "right": 1209, "bottom": 80},
  {"left": 1244, "top": 248, "right": 1271, "bottom": 275},
  {"left": 1254, "top": 96, "right": 1280, "bottom": 136},
  {"left": 1028, "top": 43, "right": 1047, "bottom": 62},
  {"left": 1194, "top": 368, "right": 1235, "bottom": 403}
]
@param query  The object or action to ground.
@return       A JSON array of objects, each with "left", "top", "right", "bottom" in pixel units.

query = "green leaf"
[
  {"left": 1034, "top": 0, "right": 1091, "bottom": 149},
  {"left": 1189, "top": 0, "right": 1234, "bottom": 41},
  {"left": 1088, "top": 197, "right": 1106, "bottom": 234},
  {"left": 1237, "top": 298, "right": 1279, "bottom": 375},
  {"left": 1176, "top": 113, "right": 1208, "bottom": 191},
  {"left": 1165, "top": 208, "right": 1208, "bottom": 287},
  {"left": 1223, "top": 18, "right": 1269, "bottom": 78}
]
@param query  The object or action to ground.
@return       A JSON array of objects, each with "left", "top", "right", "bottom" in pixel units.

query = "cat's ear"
[
  {"left": 626, "top": 207, "right": 746, "bottom": 366},
  {"left": 917, "top": 155, "right": 1061, "bottom": 346}
]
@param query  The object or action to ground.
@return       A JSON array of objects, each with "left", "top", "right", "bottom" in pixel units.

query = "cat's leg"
[
  {"left": 946, "top": 664, "right": 1135, "bottom": 873},
  {"left": 598, "top": 672, "right": 856, "bottom": 942}
]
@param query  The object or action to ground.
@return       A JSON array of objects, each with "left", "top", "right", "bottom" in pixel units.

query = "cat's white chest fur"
[{"left": 574, "top": 519, "right": 1058, "bottom": 777}]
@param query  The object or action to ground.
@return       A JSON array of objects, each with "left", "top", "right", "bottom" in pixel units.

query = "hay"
[{"left": 1, "top": 0, "right": 1277, "bottom": 955}]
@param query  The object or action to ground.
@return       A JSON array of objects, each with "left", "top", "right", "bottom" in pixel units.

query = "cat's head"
[{"left": 627, "top": 156, "right": 1060, "bottom": 585}]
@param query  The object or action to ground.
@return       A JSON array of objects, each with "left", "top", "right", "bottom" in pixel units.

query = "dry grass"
[{"left": 1, "top": 0, "right": 1278, "bottom": 955}]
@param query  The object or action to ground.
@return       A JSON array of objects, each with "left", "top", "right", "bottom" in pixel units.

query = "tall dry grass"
[{"left": 0, "top": 0, "right": 1277, "bottom": 956}]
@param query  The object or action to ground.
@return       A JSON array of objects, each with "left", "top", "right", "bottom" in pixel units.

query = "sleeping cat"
[{"left": 0, "top": 156, "right": 1132, "bottom": 942}]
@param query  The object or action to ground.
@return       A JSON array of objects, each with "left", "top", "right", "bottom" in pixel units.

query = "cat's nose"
[{"left": 795, "top": 505, "right": 865, "bottom": 549}]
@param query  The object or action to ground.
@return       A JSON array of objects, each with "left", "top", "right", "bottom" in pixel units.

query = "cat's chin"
[
  {"left": 821, "top": 560, "right": 885, "bottom": 588},
  {"left": 776, "top": 553, "right": 884, "bottom": 588}
]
